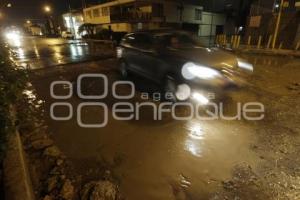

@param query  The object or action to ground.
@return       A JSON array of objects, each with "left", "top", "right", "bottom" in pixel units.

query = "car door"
[{"left": 133, "top": 33, "right": 166, "bottom": 82}]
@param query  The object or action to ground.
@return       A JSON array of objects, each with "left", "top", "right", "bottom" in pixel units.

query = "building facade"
[
  {"left": 24, "top": 23, "right": 43, "bottom": 36},
  {"left": 83, "top": 0, "right": 225, "bottom": 39},
  {"left": 246, "top": 0, "right": 300, "bottom": 48}
]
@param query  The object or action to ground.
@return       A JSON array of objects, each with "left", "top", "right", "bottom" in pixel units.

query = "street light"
[
  {"left": 44, "top": 5, "right": 51, "bottom": 13},
  {"left": 272, "top": 0, "right": 284, "bottom": 49},
  {"left": 26, "top": 20, "right": 31, "bottom": 24},
  {"left": 0, "top": 2, "right": 12, "bottom": 19}
]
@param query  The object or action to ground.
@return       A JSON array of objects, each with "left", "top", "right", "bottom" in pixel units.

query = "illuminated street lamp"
[
  {"left": 43, "top": 5, "right": 57, "bottom": 36},
  {"left": 26, "top": 20, "right": 31, "bottom": 24},
  {"left": 44, "top": 5, "right": 51, "bottom": 13},
  {"left": 0, "top": 2, "right": 12, "bottom": 19}
]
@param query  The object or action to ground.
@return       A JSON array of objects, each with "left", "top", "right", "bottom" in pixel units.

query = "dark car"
[{"left": 117, "top": 30, "right": 253, "bottom": 104}]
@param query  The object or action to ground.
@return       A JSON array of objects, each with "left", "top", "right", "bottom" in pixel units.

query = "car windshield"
[{"left": 155, "top": 33, "right": 202, "bottom": 49}]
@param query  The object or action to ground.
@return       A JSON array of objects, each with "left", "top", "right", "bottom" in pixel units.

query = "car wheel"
[
  {"left": 163, "top": 75, "right": 178, "bottom": 102},
  {"left": 119, "top": 61, "right": 129, "bottom": 79}
]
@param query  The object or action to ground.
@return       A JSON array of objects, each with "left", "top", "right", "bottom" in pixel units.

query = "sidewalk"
[
  {"left": 234, "top": 46, "right": 300, "bottom": 57},
  {"left": 215, "top": 34, "right": 300, "bottom": 57},
  {"left": 4, "top": 132, "right": 34, "bottom": 200}
]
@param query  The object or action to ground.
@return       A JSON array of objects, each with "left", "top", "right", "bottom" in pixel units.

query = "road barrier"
[
  {"left": 266, "top": 35, "right": 273, "bottom": 49},
  {"left": 296, "top": 41, "right": 300, "bottom": 51},
  {"left": 247, "top": 36, "right": 251, "bottom": 47},
  {"left": 257, "top": 36, "right": 262, "bottom": 49},
  {"left": 215, "top": 34, "right": 300, "bottom": 52}
]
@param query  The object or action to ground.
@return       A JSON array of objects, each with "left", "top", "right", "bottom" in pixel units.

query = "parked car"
[
  {"left": 117, "top": 30, "right": 253, "bottom": 103},
  {"left": 61, "top": 31, "right": 74, "bottom": 39}
]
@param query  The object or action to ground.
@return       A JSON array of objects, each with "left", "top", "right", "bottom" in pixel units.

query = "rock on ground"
[
  {"left": 47, "top": 176, "right": 58, "bottom": 192},
  {"left": 32, "top": 138, "right": 53, "bottom": 150},
  {"left": 42, "top": 195, "right": 53, "bottom": 200},
  {"left": 44, "top": 146, "right": 61, "bottom": 157},
  {"left": 81, "top": 180, "right": 118, "bottom": 200},
  {"left": 60, "top": 179, "right": 74, "bottom": 200}
]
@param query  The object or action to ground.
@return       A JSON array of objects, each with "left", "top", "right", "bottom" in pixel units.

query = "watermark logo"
[{"left": 50, "top": 74, "right": 265, "bottom": 128}]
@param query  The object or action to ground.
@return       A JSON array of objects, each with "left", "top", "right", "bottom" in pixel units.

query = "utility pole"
[
  {"left": 82, "top": 0, "right": 86, "bottom": 9},
  {"left": 178, "top": 1, "right": 184, "bottom": 29},
  {"left": 209, "top": 0, "right": 215, "bottom": 47},
  {"left": 272, "top": 0, "right": 284, "bottom": 49},
  {"left": 68, "top": 1, "right": 76, "bottom": 38}
]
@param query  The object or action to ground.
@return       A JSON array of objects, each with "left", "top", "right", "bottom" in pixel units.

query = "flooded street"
[
  {"left": 50, "top": 109, "right": 258, "bottom": 199},
  {"left": 29, "top": 50, "right": 300, "bottom": 199},
  {"left": 9, "top": 37, "right": 300, "bottom": 199},
  {"left": 2, "top": 0, "right": 300, "bottom": 199}
]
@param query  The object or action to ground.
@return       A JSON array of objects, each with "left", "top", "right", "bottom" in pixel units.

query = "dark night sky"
[{"left": 3, "top": 0, "right": 100, "bottom": 23}]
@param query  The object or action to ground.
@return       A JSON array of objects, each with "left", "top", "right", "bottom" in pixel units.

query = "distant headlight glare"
[
  {"left": 5, "top": 31, "right": 21, "bottom": 40},
  {"left": 182, "top": 62, "right": 221, "bottom": 80}
]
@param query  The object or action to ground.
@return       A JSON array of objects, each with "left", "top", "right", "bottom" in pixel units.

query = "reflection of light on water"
[
  {"left": 54, "top": 52, "right": 63, "bottom": 63},
  {"left": 76, "top": 45, "right": 83, "bottom": 55},
  {"left": 17, "top": 48, "right": 25, "bottom": 59},
  {"left": 184, "top": 121, "right": 205, "bottom": 157},
  {"left": 70, "top": 45, "right": 78, "bottom": 57},
  {"left": 14, "top": 39, "right": 22, "bottom": 47},
  {"left": 70, "top": 45, "right": 83, "bottom": 57},
  {"left": 185, "top": 140, "right": 202, "bottom": 157},
  {"left": 51, "top": 46, "right": 64, "bottom": 64},
  {"left": 180, "top": 174, "right": 191, "bottom": 188},
  {"left": 188, "top": 123, "right": 204, "bottom": 140},
  {"left": 34, "top": 46, "right": 40, "bottom": 58}
]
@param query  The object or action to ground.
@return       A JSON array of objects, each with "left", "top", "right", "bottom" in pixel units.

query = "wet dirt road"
[{"left": 29, "top": 53, "right": 300, "bottom": 200}]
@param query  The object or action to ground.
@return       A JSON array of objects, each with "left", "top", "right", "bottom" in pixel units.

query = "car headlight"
[
  {"left": 181, "top": 62, "right": 221, "bottom": 80},
  {"left": 237, "top": 58, "right": 253, "bottom": 72}
]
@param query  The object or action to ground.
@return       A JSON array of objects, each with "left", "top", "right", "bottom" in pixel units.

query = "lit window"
[
  {"left": 93, "top": 9, "right": 100, "bottom": 17},
  {"left": 86, "top": 10, "right": 92, "bottom": 18},
  {"left": 102, "top": 7, "right": 109, "bottom": 16}
]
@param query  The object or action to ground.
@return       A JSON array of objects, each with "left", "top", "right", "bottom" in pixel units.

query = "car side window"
[
  {"left": 138, "top": 34, "right": 154, "bottom": 49},
  {"left": 132, "top": 34, "right": 154, "bottom": 50}
]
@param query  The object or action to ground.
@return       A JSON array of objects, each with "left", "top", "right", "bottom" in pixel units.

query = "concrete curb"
[{"left": 4, "top": 129, "right": 34, "bottom": 200}]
